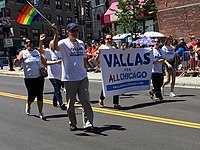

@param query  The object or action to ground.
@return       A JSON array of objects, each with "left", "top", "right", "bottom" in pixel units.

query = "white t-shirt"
[
  {"left": 162, "top": 45, "right": 175, "bottom": 60},
  {"left": 21, "top": 49, "right": 42, "bottom": 78},
  {"left": 58, "top": 38, "right": 87, "bottom": 81},
  {"left": 152, "top": 48, "right": 165, "bottom": 73},
  {"left": 98, "top": 44, "right": 115, "bottom": 50},
  {"left": 45, "top": 49, "right": 62, "bottom": 80}
]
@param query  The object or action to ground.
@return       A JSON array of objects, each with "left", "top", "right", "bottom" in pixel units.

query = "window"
[
  {"left": 86, "top": 23, "right": 92, "bottom": 28},
  {"left": 43, "top": 0, "right": 50, "bottom": 5},
  {"left": 19, "top": 28, "right": 28, "bottom": 38},
  {"left": 0, "top": 8, "right": 11, "bottom": 17},
  {"left": 87, "top": 33, "right": 92, "bottom": 40},
  {"left": 55, "top": 0, "right": 62, "bottom": 10},
  {"left": 45, "top": 29, "right": 52, "bottom": 37},
  {"left": 45, "top": 14, "right": 51, "bottom": 21},
  {"left": 32, "top": 29, "right": 40, "bottom": 37},
  {"left": 95, "top": 0, "right": 100, "bottom": 5},
  {"left": 65, "top": 2, "right": 71, "bottom": 11},
  {"left": 16, "top": 0, "right": 25, "bottom": 3},
  {"left": 57, "top": 15, "right": 63, "bottom": 25},
  {"left": 66, "top": 17, "right": 72, "bottom": 24}
]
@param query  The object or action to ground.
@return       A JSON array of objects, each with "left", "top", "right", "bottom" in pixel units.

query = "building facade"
[
  {"left": 155, "top": 0, "right": 200, "bottom": 40},
  {"left": 0, "top": 0, "right": 93, "bottom": 55}
]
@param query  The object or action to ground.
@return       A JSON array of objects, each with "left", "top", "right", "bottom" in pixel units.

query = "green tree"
[{"left": 112, "top": 0, "right": 157, "bottom": 38}]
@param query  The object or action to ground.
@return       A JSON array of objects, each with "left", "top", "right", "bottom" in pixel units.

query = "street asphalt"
[{"left": 0, "top": 65, "right": 200, "bottom": 88}]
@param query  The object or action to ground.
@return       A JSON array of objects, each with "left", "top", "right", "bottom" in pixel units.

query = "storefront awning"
[{"left": 102, "top": 1, "right": 121, "bottom": 24}]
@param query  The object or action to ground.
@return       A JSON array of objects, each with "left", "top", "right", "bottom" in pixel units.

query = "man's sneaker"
[
  {"left": 39, "top": 113, "right": 45, "bottom": 120},
  {"left": 149, "top": 90, "right": 154, "bottom": 99},
  {"left": 60, "top": 104, "right": 67, "bottom": 110},
  {"left": 69, "top": 125, "right": 77, "bottom": 131},
  {"left": 84, "top": 126, "right": 96, "bottom": 133},
  {"left": 25, "top": 103, "right": 30, "bottom": 115},
  {"left": 169, "top": 92, "right": 176, "bottom": 97}
]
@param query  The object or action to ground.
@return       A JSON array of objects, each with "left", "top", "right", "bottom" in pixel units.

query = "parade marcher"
[
  {"left": 98, "top": 33, "right": 121, "bottom": 109},
  {"left": 58, "top": 23, "right": 95, "bottom": 132},
  {"left": 39, "top": 23, "right": 66, "bottom": 110},
  {"left": 161, "top": 36, "right": 176, "bottom": 97},
  {"left": 13, "top": 39, "right": 46, "bottom": 120},
  {"left": 149, "top": 38, "right": 171, "bottom": 101}
]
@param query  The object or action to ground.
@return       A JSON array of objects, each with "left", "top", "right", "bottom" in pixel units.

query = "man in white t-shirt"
[{"left": 58, "top": 23, "right": 95, "bottom": 132}]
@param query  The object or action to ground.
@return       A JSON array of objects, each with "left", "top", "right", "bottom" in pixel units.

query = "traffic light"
[
  {"left": 85, "top": 1, "right": 90, "bottom": 18},
  {"left": 74, "top": 5, "right": 79, "bottom": 19}
]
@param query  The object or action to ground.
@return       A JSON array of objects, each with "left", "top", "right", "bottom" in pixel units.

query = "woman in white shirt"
[
  {"left": 161, "top": 36, "right": 176, "bottom": 97},
  {"left": 13, "top": 39, "right": 46, "bottom": 119}
]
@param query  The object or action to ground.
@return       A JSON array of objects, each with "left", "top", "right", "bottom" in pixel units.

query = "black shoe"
[
  {"left": 149, "top": 90, "right": 154, "bottom": 99},
  {"left": 70, "top": 125, "right": 77, "bottom": 131},
  {"left": 60, "top": 104, "right": 67, "bottom": 110},
  {"left": 84, "top": 126, "right": 96, "bottom": 133},
  {"left": 53, "top": 102, "right": 58, "bottom": 107}
]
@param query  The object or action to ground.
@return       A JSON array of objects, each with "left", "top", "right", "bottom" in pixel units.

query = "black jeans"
[
  {"left": 99, "top": 90, "right": 119, "bottom": 104},
  {"left": 151, "top": 73, "right": 164, "bottom": 98}
]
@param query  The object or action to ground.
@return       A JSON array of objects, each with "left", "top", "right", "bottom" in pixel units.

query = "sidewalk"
[{"left": 1, "top": 66, "right": 200, "bottom": 88}]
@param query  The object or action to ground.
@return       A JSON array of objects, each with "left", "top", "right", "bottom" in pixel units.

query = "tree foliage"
[{"left": 112, "top": 0, "right": 157, "bottom": 37}]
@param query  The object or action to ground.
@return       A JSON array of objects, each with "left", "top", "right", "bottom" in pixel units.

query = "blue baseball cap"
[{"left": 66, "top": 23, "right": 78, "bottom": 31}]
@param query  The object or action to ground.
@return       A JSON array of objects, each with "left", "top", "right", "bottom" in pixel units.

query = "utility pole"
[{"left": 80, "top": 0, "right": 85, "bottom": 41}]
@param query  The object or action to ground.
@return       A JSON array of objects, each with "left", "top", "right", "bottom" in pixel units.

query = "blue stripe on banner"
[{"left": 106, "top": 80, "right": 149, "bottom": 91}]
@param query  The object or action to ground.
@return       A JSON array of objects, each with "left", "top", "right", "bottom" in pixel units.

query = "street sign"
[
  {"left": 0, "top": 0, "right": 5, "bottom": 9},
  {"left": 4, "top": 38, "right": 13, "bottom": 47}
]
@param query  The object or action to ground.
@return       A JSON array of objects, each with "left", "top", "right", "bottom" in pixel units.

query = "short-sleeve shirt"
[
  {"left": 152, "top": 48, "right": 165, "bottom": 73},
  {"left": 162, "top": 45, "right": 175, "bottom": 60},
  {"left": 58, "top": 38, "right": 87, "bottom": 81},
  {"left": 21, "top": 49, "right": 42, "bottom": 78},
  {"left": 45, "top": 49, "right": 62, "bottom": 80}
]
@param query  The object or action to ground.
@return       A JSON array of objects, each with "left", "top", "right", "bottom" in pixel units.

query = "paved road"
[{"left": 0, "top": 75, "right": 200, "bottom": 150}]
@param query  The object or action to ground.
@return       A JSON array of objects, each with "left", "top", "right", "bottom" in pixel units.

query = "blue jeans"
[{"left": 49, "top": 78, "right": 63, "bottom": 106}]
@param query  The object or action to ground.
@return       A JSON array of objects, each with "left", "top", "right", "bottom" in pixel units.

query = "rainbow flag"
[{"left": 17, "top": 3, "right": 41, "bottom": 25}]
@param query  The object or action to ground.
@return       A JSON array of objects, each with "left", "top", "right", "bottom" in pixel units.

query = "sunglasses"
[
  {"left": 70, "top": 29, "right": 79, "bottom": 33},
  {"left": 154, "top": 41, "right": 160, "bottom": 43},
  {"left": 106, "top": 38, "right": 112, "bottom": 41}
]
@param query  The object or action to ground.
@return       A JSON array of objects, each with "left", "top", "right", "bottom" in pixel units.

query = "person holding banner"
[
  {"left": 58, "top": 23, "right": 95, "bottom": 132},
  {"left": 98, "top": 33, "right": 121, "bottom": 109},
  {"left": 149, "top": 38, "right": 172, "bottom": 101}
]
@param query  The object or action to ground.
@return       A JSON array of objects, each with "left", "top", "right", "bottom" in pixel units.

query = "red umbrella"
[{"left": 187, "top": 41, "right": 196, "bottom": 48}]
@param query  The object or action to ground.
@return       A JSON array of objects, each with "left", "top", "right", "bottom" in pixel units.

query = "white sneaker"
[
  {"left": 39, "top": 113, "right": 45, "bottom": 120},
  {"left": 25, "top": 103, "right": 30, "bottom": 115},
  {"left": 169, "top": 92, "right": 176, "bottom": 97}
]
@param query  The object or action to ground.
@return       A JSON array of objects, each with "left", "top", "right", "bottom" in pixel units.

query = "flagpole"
[{"left": 26, "top": 1, "right": 52, "bottom": 25}]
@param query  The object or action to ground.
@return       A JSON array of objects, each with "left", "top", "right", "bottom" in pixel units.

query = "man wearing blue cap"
[{"left": 58, "top": 23, "right": 95, "bottom": 132}]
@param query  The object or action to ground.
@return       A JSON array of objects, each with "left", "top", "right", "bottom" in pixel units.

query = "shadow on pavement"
[
  {"left": 175, "top": 94, "right": 196, "bottom": 97},
  {"left": 45, "top": 114, "right": 68, "bottom": 119},
  {"left": 120, "top": 100, "right": 186, "bottom": 110},
  {"left": 75, "top": 125, "right": 126, "bottom": 136}
]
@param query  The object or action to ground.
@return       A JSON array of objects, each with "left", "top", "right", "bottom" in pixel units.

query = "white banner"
[{"left": 100, "top": 48, "right": 153, "bottom": 97}]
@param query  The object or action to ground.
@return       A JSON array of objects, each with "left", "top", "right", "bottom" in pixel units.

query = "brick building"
[
  {"left": 155, "top": 0, "right": 200, "bottom": 41},
  {"left": 0, "top": 0, "right": 93, "bottom": 56}
]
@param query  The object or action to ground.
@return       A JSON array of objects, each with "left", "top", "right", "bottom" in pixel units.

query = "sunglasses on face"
[
  {"left": 70, "top": 29, "right": 79, "bottom": 33},
  {"left": 154, "top": 41, "right": 160, "bottom": 43},
  {"left": 106, "top": 38, "right": 112, "bottom": 41}
]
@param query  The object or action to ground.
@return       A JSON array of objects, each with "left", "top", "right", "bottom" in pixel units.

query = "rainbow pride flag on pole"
[{"left": 17, "top": 2, "right": 41, "bottom": 25}]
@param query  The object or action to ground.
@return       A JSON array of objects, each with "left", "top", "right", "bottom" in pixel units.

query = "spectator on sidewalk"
[
  {"left": 13, "top": 38, "right": 46, "bottom": 120},
  {"left": 58, "top": 23, "right": 95, "bottom": 132}
]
